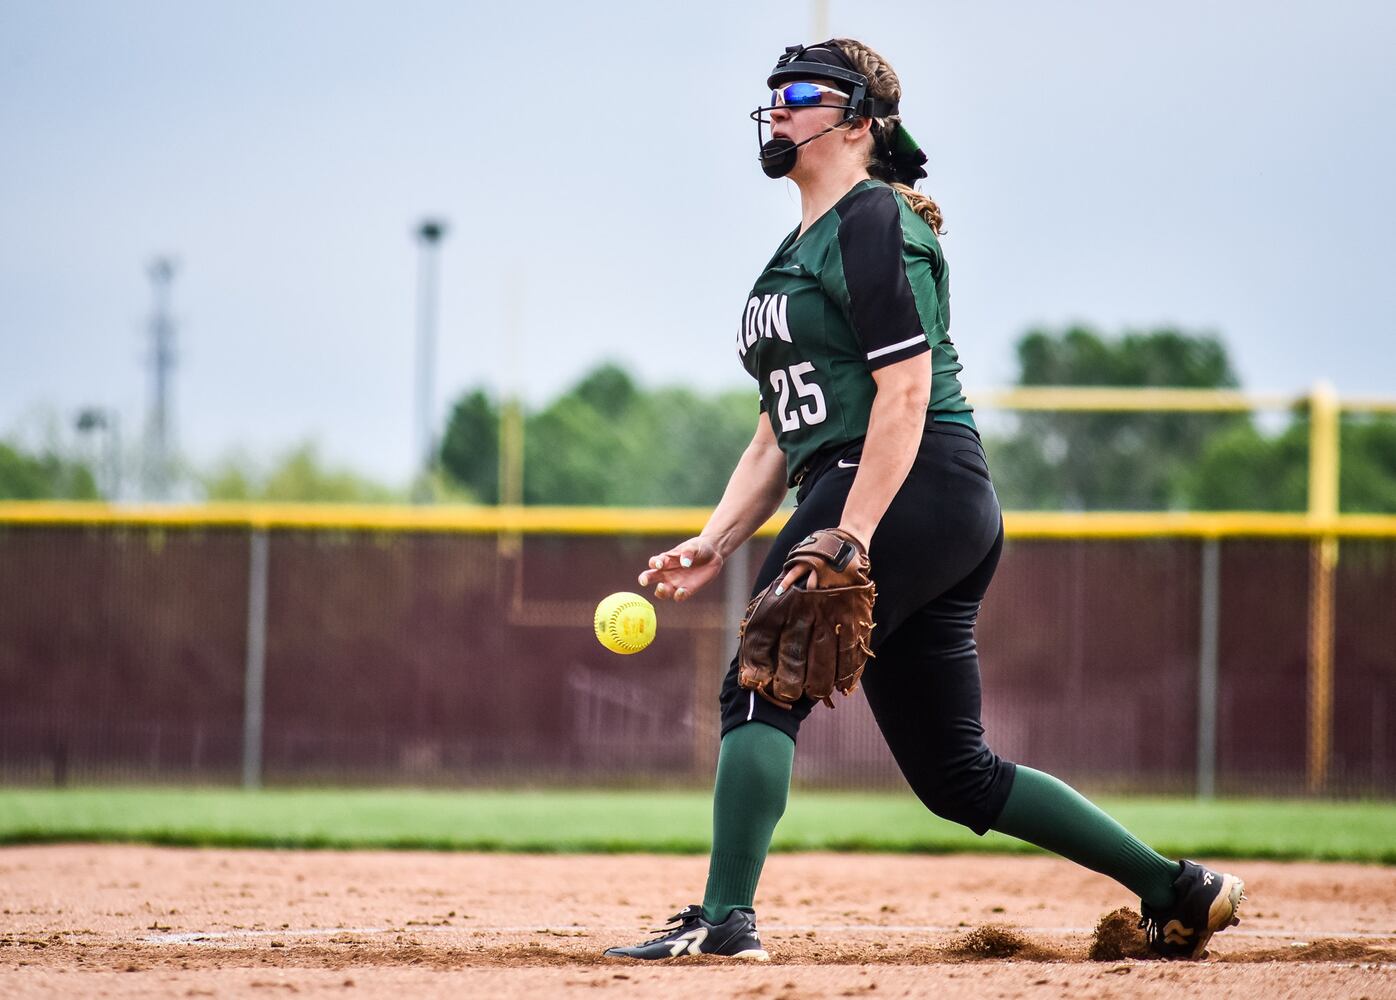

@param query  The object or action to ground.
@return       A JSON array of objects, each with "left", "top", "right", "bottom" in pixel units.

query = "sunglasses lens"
[{"left": 779, "top": 82, "right": 825, "bottom": 106}]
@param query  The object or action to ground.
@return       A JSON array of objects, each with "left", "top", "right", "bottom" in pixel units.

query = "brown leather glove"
[{"left": 737, "top": 528, "right": 876, "bottom": 709}]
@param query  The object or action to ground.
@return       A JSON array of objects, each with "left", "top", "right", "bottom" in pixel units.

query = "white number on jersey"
[{"left": 768, "top": 362, "right": 828, "bottom": 433}]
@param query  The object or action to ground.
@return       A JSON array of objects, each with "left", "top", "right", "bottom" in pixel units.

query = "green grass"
[{"left": 0, "top": 788, "right": 1393, "bottom": 862}]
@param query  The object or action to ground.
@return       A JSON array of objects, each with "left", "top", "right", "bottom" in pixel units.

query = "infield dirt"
[{"left": 2, "top": 846, "right": 1393, "bottom": 998}]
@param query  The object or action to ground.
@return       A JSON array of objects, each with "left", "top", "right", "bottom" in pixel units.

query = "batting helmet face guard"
[
  {"left": 762, "top": 42, "right": 899, "bottom": 121},
  {"left": 751, "top": 41, "right": 900, "bottom": 178}
]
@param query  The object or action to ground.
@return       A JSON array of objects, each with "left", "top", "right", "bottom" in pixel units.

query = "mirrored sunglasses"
[{"left": 770, "top": 81, "right": 850, "bottom": 107}]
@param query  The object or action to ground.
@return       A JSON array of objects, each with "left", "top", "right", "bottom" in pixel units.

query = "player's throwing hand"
[{"left": 639, "top": 537, "right": 723, "bottom": 602}]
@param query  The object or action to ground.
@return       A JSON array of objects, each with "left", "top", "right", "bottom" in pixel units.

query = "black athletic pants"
[{"left": 718, "top": 420, "right": 1016, "bottom": 835}]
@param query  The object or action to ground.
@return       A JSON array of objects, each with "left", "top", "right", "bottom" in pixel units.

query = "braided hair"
[{"left": 830, "top": 38, "right": 945, "bottom": 234}]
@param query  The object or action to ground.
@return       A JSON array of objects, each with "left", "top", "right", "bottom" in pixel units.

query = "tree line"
[
  {"left": 5, "top": 327, "right": 1395, "bottom": 512},
  {"left": 436, "top": 327, "right": 1396, "bottom": 513}
]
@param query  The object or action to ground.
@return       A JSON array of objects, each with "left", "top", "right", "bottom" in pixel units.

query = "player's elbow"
[
  {"left": 871, "top": 353, "right": 932, "bottom": 412},
  {"left": 876, "top": 375, "right": 931, "bottom": 418},
  {"left": 902, "top": 378, "right": 932, "bottom": 413}
]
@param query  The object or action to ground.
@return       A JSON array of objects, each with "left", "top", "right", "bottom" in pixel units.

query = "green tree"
[
  {"left": 571, "top": 363, "right": 641, "bottom": 420},
  {"left": 988, "top": 326, "right": 1247, "bottom": 510},
  {"left": 638, "top": 386, "right": 759, "bottom": 506},
  {"left": 0, "top": 441, "right": 99, "bottom": 500},
  {"left": 439, "top": 363, "right": 760, "bottom": 506},
  {"left": 523, "top": 392, "right": 632, "bottom": 504},
  {"left": 439, "top": 389, "right": 500, "bottom": 503},
  {"left": 436, "top": 349, "right": 1396, "bottom": 513},
  {"left": 995, "top": 327, "right": 1396, "bottom": 513},
  {"left": 202, "top": 443, "right": 400, "bottom": 503},
  {"left": 1186, "top": 414, "right": 1396, "bottom": 513},
  {"left": 1184, "top": 421, "right": 1308, "bottom": 511},
  {"left": 1341, "top": 417, "right": 1396, "bottom": 513},
  {"left": 1015, "top": 327, "right": 1238, "bottom": 388}
]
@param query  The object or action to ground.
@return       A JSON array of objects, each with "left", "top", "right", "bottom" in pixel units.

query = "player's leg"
[
  {"left": 865, "top": 530, "right": 1243, "bottom": 958},
  {"left": 860, "top": 526, "right": 1017, "bottom": 836},
  {"left": 606, "top": 487, "right": 844, "bottom": 960},
  {"left": 992, "top": 768, "right": 1245, "bottom": 958},
  {"left": 701, "top": 719, "right": 793, "bottom": 924},
  {"left": 851, "top": 421, "right": 1018, "bottom": 834},
  {"left": 692, "top": 423, "right": 1001, "bottom": 931},
  {"left": 866, "top": 579, "right": 1181, "bottom": 891},
  {"left": 701, "top": 484, "right": 850, "bottom": 923}
]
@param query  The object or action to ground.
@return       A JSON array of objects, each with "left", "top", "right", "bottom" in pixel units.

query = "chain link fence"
[{"left": 2, "top": 517, "right": 1392, "bottom": 794}]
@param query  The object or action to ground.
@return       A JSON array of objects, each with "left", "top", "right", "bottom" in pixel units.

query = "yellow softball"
[{"left": 593, "top": 592, "right": 657, "bottom": 654}]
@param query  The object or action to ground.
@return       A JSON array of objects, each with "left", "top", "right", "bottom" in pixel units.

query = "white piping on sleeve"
[
  {"left": 865, "top": 334, "right": 926, "bottom": 360},
  {"left": 747, "top": 691, "right": 756, "bottom": 721}
]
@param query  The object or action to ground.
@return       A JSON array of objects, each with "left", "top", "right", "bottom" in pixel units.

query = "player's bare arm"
[
  {"left": 838, "top": 350, "right": 932, "bottom": 547},
  {"left": 639, "top": 412, "right": 787, "bottom": 602}
]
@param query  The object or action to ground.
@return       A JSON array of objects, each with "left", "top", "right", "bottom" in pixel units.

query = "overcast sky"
[{"left": 2, "top": 0, "right": 1393, "bottom": 483}]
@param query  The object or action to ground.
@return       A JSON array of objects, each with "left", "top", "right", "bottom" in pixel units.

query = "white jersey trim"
[{"left": 866, "top": 334, "right": 927, "bottom": 361}]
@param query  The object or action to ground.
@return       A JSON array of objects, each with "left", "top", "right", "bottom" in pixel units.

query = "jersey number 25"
[{"left": 769, "top": 362, "right": 828, "bottom": 432}]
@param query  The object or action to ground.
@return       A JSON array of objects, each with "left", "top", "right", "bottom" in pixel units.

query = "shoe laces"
[
  {"left": 641, "top": 904, "right": 703, "bottom": 941},
  {"left": 1137, "top": 912, "right": 1164, "bottom": 947}
]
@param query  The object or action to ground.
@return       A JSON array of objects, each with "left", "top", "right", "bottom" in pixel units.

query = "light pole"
[
  {"left": 76, "top": 408, "right": 121, "bottom": 500},
  {"left": 144, "top": 257, "right": 177, "bottom": 500},
  {"left": 413, "top": 219, "right": 448, "bottom": 502}
]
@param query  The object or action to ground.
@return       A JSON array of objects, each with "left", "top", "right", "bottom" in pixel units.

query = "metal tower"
[{"left": 144, "top": 257, "right": 177, "bottom": 500}]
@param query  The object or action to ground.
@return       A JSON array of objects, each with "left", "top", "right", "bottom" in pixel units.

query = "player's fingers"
[
  {"left": 640, "top": 565, "right": 674, "bottom": 586},
  {"left": 642, "top": 547, "right": 685, "bottom": 584},
  {"left": 674, "top": 586, "right": 690, "bottom": 601},
  {"left": 776, "top": 565, "right": 811, "bottom": 595},
  {"left": 653, "top": 582, "right": 672, "bottom": 600}
]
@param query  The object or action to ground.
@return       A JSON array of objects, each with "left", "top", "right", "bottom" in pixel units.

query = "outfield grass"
[{"left": 0, "top": 788, "right": 1392, "bottom": 862}]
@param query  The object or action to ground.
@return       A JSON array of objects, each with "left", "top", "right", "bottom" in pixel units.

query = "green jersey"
[{"left": 738, "top": 179, "right": 975, "bottom": 485}]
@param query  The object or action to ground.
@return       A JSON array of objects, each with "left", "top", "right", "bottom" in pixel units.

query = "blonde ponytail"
[{"left": 890, "top": 181, "right": 945, "bottom": 234}]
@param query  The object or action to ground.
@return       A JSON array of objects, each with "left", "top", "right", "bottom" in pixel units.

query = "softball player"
[{"left": 605, "top": 38, "right": 1244, "bottom": 962}]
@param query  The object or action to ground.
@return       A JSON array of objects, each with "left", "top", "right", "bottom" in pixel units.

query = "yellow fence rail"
[{"left": 3, "top": 502, "right": 1396, "bottom": 540}]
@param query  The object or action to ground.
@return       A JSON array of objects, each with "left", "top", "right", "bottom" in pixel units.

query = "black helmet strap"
[{"left": 768, "top": 44, "right": 898, "bottom": 121}]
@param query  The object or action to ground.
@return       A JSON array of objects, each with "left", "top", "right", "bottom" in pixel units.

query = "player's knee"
[
  {"left": 909, "top": 750, "right": 1009, "bottom": 834},
  {"left": 916, "top": 786, "right": 985, "bottom": 830}
]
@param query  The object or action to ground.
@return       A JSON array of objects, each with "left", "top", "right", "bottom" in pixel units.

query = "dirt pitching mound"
[
  {"left": 1220, "top": 938, "right": 1396, "bottom": 965},
  {"left": 1089, "top": 906, "right": 1154, "bottom": 961},
  {"left": 947, "top": 924, "right": 1061, "bottom": 962},
  {"left": 7, "top": 848, "right": 1396, "bottom": 998}
]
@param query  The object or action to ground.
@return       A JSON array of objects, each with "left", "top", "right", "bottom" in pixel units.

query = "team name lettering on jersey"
[
  {"left": 736, "top": 293, "right": 791, "bottom": 357},
  {"left": 737, "top": 181, "right": 973, "bottom": 486}
]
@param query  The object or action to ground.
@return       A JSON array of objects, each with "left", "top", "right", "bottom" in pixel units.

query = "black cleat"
[
  {"left": 1139, "top": 860, "right": 1246, "bottom": 959},
  {"left": 604, "top": 904, "right": 769, "bottom": 961}
]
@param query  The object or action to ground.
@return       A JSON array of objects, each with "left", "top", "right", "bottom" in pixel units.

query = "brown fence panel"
[
  {"left": 0, "top": 526, "right": 249, "bottom": 783},
  {"left": 1214, "top": 541, "right": 1312, "bottom": 791},
  {"left": 1334, "top": 541, "right": 1396, "bottom": 789},
  {"left": 978, "top": 539, "right": 1204, "bottom": 791},
  {"left": 1, "top": 524, "right": 1391, "bottom": 794}
]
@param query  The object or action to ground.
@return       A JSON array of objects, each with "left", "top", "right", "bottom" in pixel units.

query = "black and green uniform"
[
  {"left": 737, "top": 178, "right": 975, "bottom": 485},
  {"left": 719, "top": 178, "right": 1010, "bottom": 803},
  {"left": 701, "top": 179, "right": 1185, "bottom": 930}
]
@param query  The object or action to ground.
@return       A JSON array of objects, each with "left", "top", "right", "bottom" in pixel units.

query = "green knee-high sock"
[
  {"left": 701, "top": 722, "right": 795, "bottom": 923},
  {"left": 992, "top": 766, "right": 1181, "bottom": 910}
]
